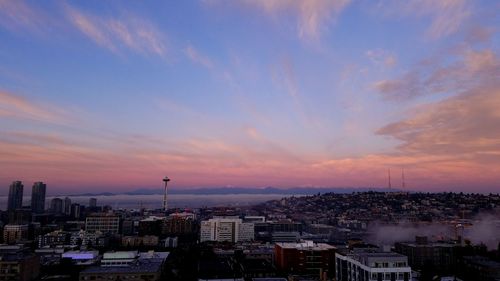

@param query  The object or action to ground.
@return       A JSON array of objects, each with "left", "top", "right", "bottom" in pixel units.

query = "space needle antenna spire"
[{"left": 162, "top": 176, "right": 170, "bottom": 212}]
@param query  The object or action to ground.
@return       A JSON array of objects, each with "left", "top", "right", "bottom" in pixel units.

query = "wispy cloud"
[
  {"left": 378, "top": 0, "right": 471, "bottom": 39},
  {"left": 0, "top": 90, "right": 68, "bottom": 124},
  {"left": 377, "top": 85, "right": 500, "bottom": 156},
  {"left": 184, "top": 44, "right": 213, "bottom": 69},
  {"left": 208, "top": 0, "right": 351, "bottom": 42},
  {"left": 374, "top": 46, "right": 499, "bottom": 101},
  {"left": 0, "top": 0, "right": 54, "bottom": 35},
  {"left": 64, "top": 4, "right": 167, "bottom": 57},
  {"left": 371, "top": 82, "right": 500, "bottom": 189},
  {"left": 365, "top": 49, "right": 397, "bottom": 68},
  {"left": 365, "top": 47, "right": 500, "bottom": 190}
]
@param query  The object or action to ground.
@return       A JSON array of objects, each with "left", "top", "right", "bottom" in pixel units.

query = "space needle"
[{"left": 162, "top": 176, "right": 170, "bottom": 212}]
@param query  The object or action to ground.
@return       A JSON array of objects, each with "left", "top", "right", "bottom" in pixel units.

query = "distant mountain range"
[{"left": 66, "top": 186, "right": 401, "bottom": 197}]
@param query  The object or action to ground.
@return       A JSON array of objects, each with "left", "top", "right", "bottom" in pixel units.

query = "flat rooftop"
[
  {"left": 276, "top": 241, "right": 335, "bottom": 250},
  {"left": 80, "top": 258, "right": 164, "bottom": 274}
]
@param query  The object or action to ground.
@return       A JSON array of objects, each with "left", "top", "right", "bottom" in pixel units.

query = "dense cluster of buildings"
[{"left": 0, "top": 180, "right": 499, "bottom": 281}]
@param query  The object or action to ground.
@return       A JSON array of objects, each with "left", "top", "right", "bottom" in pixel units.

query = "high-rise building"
[
  {"left": 64, "top": 197, "right": 72, "bottom": 215},
  {"left": 89, "top": 198, "right": 97, "bottom": 208},
  {"left": 70, "top": 203, "right": 81, "bottom": 219},
  {"left": 31, "top": 182, "right": 46, "bottom": 214},
  {"left": 50, "top": 198, "right": 63, "bottom": 214},
  {"left": 200, "top": 217, "right": 254, "bottom": 243},
  {"left": 7, "top": 181, "right": 23, "bottom": 211}
]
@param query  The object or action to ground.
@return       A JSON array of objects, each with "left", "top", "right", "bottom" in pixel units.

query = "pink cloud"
[
  {"left": 208, "top": 0, "right": 351, "bottom": 42},
  {"left": 0, "top": 90, "right": 68, "bottom": 124},
  {"left": 0, "top": 0, "right": 54, "bottom": 35},
  {"left": 365, "top": 49, "right": 397, "bottom": 68},
  {"left": 377, "top": 0, "right": 471, "bottom": 39},
  {"left": 3, "top": 122, "right": 499, "bottom": 193},
  {"left": 374, "top": 46, "right": 499, "bottom": 101},
  {"left": 184, "top": 44, "right": 214, "bottom": 69},
  {"left": 64, "top": 4, "right": 167, "bottom": 57}
]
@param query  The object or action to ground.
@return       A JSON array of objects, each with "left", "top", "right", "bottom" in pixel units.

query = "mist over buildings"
[{"left": 367, "top": 211, "right": 500, "bottom": 249}]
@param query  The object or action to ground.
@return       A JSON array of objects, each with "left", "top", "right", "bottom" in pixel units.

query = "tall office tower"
[
  {"left": 89, "top": 198, "right": 97, "bottom": 208},
  {"left": 70, "top": 203, "right": 81, "bottom": 219},
  {"left": 64, "top": 197, "right": 72, "bottom": 215},
  {"left": 31, "top": 182, "right": 46, "bottom": 213},
  {"left": 7, "top": 181, "right": 24, "bottom": 211},
  {"left": 50, "top": 198, "right": 63, "bottom": 214}
]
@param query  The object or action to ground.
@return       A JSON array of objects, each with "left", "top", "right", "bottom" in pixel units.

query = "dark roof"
[{"left": 80, "top": 258, "right": 164, "bottom": 274}]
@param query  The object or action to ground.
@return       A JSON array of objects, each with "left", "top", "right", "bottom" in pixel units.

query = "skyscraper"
[
  {"left": 89, "top": 198, "right": 97, "bottom": 208},
  {"left": 7, "top": 181, "right": 23, "bottom": 211},
  {"left": 70, "top": 203, "right": 81, "bottom": 219},
  {"left": 31, "top": 182, "right": 46, "bottom": 214},
  {"left": 64, "top": 197, "right": 72, "bottom": 215},
  {"left": 50, "top": 198, "right": 63, "bottom": 214}
]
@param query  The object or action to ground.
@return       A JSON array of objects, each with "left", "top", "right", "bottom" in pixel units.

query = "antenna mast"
[
  {"left": 388, "top": 169, "right": 392, "bottom": 189},
  {"left": 402, "top": 168, "right": 406, "bottom": 189}
]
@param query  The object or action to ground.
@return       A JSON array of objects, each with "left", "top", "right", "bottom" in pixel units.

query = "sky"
[{"left": 0, "top": 0, "right": 499, "bottom": 194}]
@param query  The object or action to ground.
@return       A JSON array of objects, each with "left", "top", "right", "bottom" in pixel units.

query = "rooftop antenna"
[
  {"left": 388, "top": 169, "right": 392, "bottom": 189},
  {"left": 162, "top": 176, "right": 170, "bottom": 212},
  {"left": 402, "top": 168, "right": 406, "bottom": 189}
]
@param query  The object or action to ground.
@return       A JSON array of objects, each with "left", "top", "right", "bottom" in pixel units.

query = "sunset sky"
[{"left": 0, "top": 0, "right": 499, "bottom": 194}]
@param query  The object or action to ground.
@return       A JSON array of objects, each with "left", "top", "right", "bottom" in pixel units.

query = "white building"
[
  {"left": 200, "top": 217, "right": 254, "bottom": 243},
  {"left": 336, "top": 250, "right": 412, "bottom": 281}
]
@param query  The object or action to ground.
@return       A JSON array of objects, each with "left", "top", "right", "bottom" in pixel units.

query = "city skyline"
[{"left": 0, "top": 1, "right": 499, "bottom": 193}]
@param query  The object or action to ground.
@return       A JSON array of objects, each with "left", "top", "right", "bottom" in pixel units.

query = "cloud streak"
[
  {"left": 377, "top": 84, "right": 500, "bottom": 160},
  {"left": 184, "top": 44, "right": 213, "bottom": 69},
  {"left": 0, "top": 90, "right": 68, "bottom": 124},
  {"left": 374, "top": 47, "right": 499, "bottom": 101},
  {"left": 365, "top": 49, "right": 397, "bottom": 68},
  {"left": 209, "top": 0, "right": 351, "bottom": 42},
  {"left": 0, "top": 0, "right": 53, "bottom": 35},
  {"left": 64, "top": 4, "right": 167, "bottom": 57},
  {"left": 378, "top": 0, "right": 471, "bottom": 39}
]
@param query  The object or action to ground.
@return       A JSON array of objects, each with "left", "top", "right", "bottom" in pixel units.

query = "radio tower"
[
  {"left": 388, "top": 169, "right": 392, "bottom": 189},
  {"left": 402, "top": 168, "right": 406, "bottom": 189},
  {"left": 162, "top": 176, "right": 170, "bottom": 212}
]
